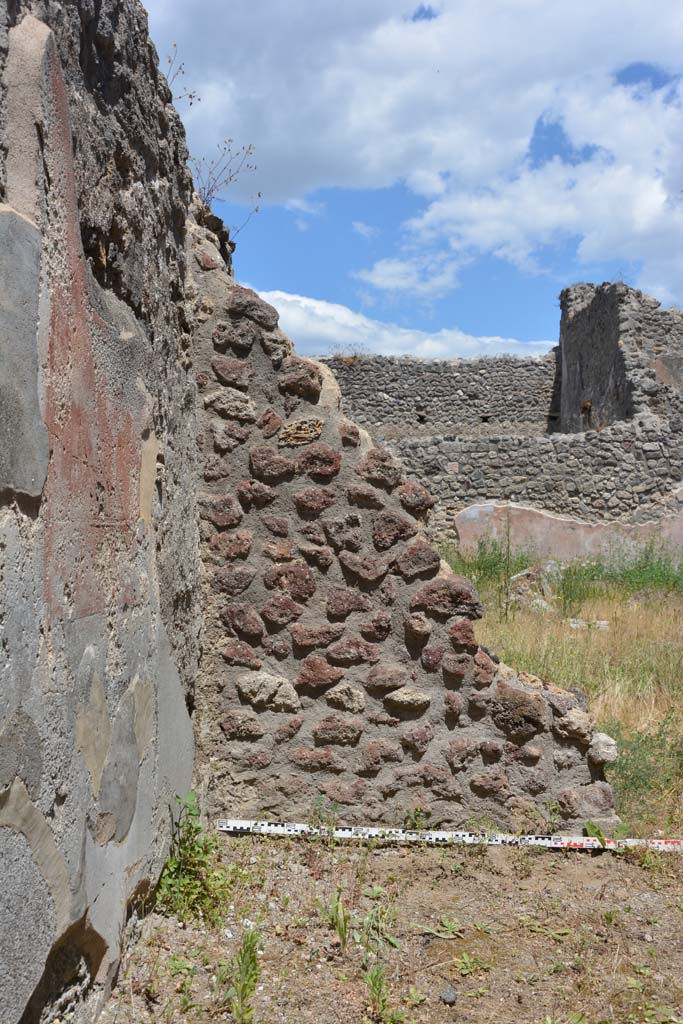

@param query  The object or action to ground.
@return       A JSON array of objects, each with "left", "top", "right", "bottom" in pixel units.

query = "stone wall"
[
  {"left": 395, "top": 414, "right": 683, "bottom": 538},
  {"left": 329, "top": 284, "right": 683, "bottom": 540},
  {"left": 559, "top": 283, "right": 683, "bottom": 431},
  {"left": 189, "top": 226, "right": 617, "bottom": 847},
  {"left": 0, "top": 4, "right": 621, "bottom": 1020},
  {"left": 322, "top": 352, "right": 558, "bottom": 438},
  {"left": 0, "top": 4, "right": 198, "bottom": 1021}
]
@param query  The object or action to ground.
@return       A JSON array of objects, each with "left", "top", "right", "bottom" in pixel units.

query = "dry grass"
[
  {"left": 476, "top": 592, "right": 683, "bottom": 733},
  {"left": 473, "top": 581, "right": 683, "bottom": 837}
]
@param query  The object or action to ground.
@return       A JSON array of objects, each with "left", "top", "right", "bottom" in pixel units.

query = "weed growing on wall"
[{"left": 156, "top": 792, "right": 233, "bottom": 925}]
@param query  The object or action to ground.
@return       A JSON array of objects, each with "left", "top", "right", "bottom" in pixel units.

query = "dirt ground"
[{"left": 102, "top": 835, "right": 683, "bottom": 1024}]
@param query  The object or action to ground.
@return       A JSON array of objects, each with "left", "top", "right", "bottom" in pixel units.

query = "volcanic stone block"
[
  {"left": 384, "top": 688, "right": 431, "bottom": 714},
  {"left": 200, "top": 494, "right": 243, "bottom": 529},
  {"left": 404, "top": 612, "right": 432, "bottom": 645},
  {"left": 237, "top": 479, "right": 277, "bottom": 509},
  {"left": 356, "top": 740, "right": 403, "bottom": 773},
  {"left": 249, "top": 445, "right": 297, "bottom": 483},
  {"left": 449, "top": 618, "right": 478, "bottom": 653},
  {"left": 264, "top": 560, "right": 317, "bottom": 601},
  {"left": 338, "top": 550, "right": 390, "bottom": 585},
  {"left": 326, "top": 587, "right": 370, "bottom": 619},
  {"left": 288, "top": 746, "right": 346, "bottom": 772},
  {"left": 209, "top": 529, "right": 253, "bottom": 560},
  {"left": 263, "top": 515, "right": 290, "bottom": 536},
  {"left": 489, "top": 679, "right": 550, "bottom": 742},
  {"left": 347, "top": 484, "right": 385, "bottom": 509},
  {"left": 257, "top": 407, "right": 284, "bottom": 437},
  {"left": 212, "top": 354, "right": 252, "bottom": 390},
  {"left": 223, "top": 640, "right": 262, "bottom": 670},
  {"left": 226, "top": 283, "right": 280, "bottom": 329},
  {"left": 397, "top": 479, "right": 435, "bottom": 517},
  {"left": 220, "top": 711, "right": 265, "bottom": 741},
  {"left": 297, "top": 656, "right": 345, "bottom": 690},
  {"left": 207, "top": 386, "right": 257, "bottom": 422},
  {"left": 294, "top": 486, "right": 336, "bottom": 516},
  {"left": 365, "top": 663, "right": 412, "bottom": 694},
  {"left": 410, "top": 575, "right": 483, "bottom": 619},
  {"left": 356, "top": 448, "right": 402, "bottom": 490},
  {"left": 213, "top": 565, "right": 257, "bottom": 596},
  {"left": 327, "top": 637, "right": 380, "bottom": 665},
  {"left": 313, "top": 715, "right": 363, "bottom": 746},
  {"left": 359, "top": 609, "right": 392, "bottom": 641},
  {"left": 298, "top": 442, "right": 342, "bottom": 480},
  {"left": 326, "top": 683, "right": 366, "bottom": 713},
  {"left": 260, "top": 595, "right": 305, "bottom": 628},
  {"left": 237, "top": 671, "right": 301, "bottom": 712},
  {"left": 395, "top": 541, "right": 441, "bottom": 580},
  {"left": 372, "top": 510, "right": 418, "bottom": 550},
  {"left": 339, "top": 421, "right": 360, "bottom": 446},
  {"left": 279, "top": 356, "right": 323, "bottom": 401},
  {"left": 212, "top": 319, "right": 258, "bottom": 353},
  {"left": 221, "top": 603, "right": 265, "bottom": 640},
  {"left": 289, "top": 622, "right": 345, "bottom": 649},
  {"left": 323, "top": 513, "right": 363, "bottom": 552}
]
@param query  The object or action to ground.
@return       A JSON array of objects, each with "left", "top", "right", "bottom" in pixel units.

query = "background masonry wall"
[{"left": 327, "top": 284, "right": 683, "bottom": 540}]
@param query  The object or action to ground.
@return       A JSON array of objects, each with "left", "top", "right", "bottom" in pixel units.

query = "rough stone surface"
[
  {"left": 0, "top": 6, "right": 196, "bottom": 1021},
  {"left": 0, "top": 5, "right": 621, "bottom": 1018},
  {"left": 193, "top": 252, "right": 616, "bottom": 839},
  {"left": 325, "top": 285, "right": 683, "bottom": 547}
]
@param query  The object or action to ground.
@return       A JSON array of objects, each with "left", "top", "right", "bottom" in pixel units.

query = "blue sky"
[{"left": 145, "top": 0, "right": 683, "bottom": 357}]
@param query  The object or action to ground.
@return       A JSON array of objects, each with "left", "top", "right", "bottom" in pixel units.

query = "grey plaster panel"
[{"left": 0, "top": 207, "right": 49, "bottom": 500}]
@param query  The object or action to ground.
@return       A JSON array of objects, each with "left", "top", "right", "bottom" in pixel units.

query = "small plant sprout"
[
  {"left": 190, "top": 139, "right": 261, "bottom": 235},
  {"left": 453, "top": 952, "right": 491, "bottom": 976},
  {"left": 165, "top": 42, "right": 200, "bottom": 106},
  {"left": 218, "top": 927, "right": 261, "bottom": 1024},
  {"left": 324, "top": 888, "right": 351, "bottom": 953},
  {"left": 403, "top": 806, "right": 431, "bottom": 831},
  {"left": 421, "top": 915, "right": 464, "bottom": 940},
  {"left": 363, "top": 964, "right": 405, "bottom": 1023}
]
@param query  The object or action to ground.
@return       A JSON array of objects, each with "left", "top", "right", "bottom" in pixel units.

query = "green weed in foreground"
[
  {"left": 156, "top": 792, "right": 233, "bottom": 925},
  {"left": 363, "top": 964, "right": 405, "bottom": 1023},
  {"left": 322, "top": 887, "right": 352, "bottom": 952},
  {"left": 217, "top": 928, "right": 261, "bottom": 1024}
]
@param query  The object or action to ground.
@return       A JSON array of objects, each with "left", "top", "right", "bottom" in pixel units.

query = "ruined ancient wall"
[
  {"left": 330, "top": 284, "right": 683, "bottom": 540},
  {"left": 0, "top": 5, "right": 621, "bottom": 1021},
  {"left": 0, "top": 4, "right": 199, "bottom": 1021},
  {"left": 323, "top": 352, "right": 558, "bottom": 438},
  {"left": 560, "top": 283, "right": 683, "bottom": 431},
  {"left": 395, "top": 415, "right": 683, "bottom": 538},
  {"left": 189, "top": 222, "right": 617, "bottom": 845}
]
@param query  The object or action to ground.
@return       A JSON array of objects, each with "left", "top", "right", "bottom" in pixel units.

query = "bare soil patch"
[{"left": 102, "top": 836, "right": 683, "bottom": 1024}]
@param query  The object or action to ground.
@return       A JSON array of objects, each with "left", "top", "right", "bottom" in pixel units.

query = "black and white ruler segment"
[{"left": 216, "top": 818, "right": 683, "bottom": 853}]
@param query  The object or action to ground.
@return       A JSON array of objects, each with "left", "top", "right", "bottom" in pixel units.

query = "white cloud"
[
  {"left": 144, "top": 0, "right": 683, "bottom": 301},
  {"left": 256, "top": 289, "right": 552, "bottom": 359},
  {"left": 352, "top": 220, "right": 378, "bottom": 240},
  {"left": 285, "top": 198, "right": 325, "bottom": 216},
  {"left": 353, "top": 254, "right": 462, "bottom": 298}
]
